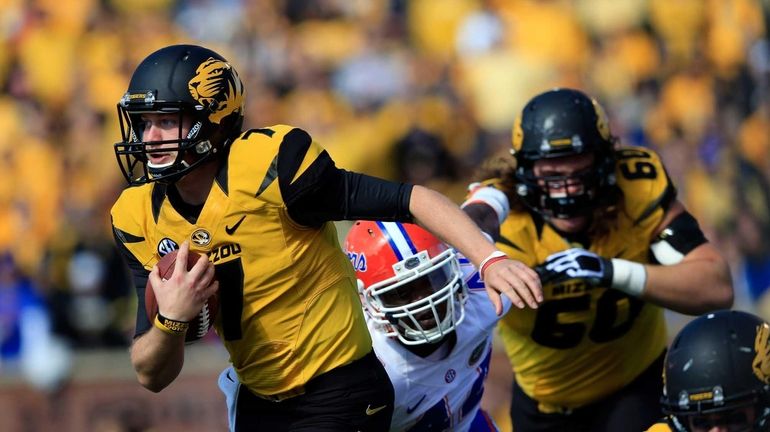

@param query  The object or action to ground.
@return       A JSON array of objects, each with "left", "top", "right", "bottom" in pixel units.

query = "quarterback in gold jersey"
[
  {"left": 462, "top": 88, "right": 733, "bottom": 431},
  {"left": 109, "top": 45, "right": 541, "bottom": 432}
]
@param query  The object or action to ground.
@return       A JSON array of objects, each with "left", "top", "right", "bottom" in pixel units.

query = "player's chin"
[
  {"left": 415, "top": 315, "right": 439, "bottom": 329},
  {"left": 553, "top": 215, "right": 590, "bottom": 232},
  {"left": 417, "top": 320, "right": 438, "bottom": 329}
]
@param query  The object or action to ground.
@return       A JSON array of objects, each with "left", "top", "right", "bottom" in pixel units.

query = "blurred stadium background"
[{"left": 0, "top": 0, "right": 768, "bottom": 431}]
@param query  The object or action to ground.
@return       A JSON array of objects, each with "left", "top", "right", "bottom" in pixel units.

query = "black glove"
[{"left": 535, "top": 248, "right": 613, "bottom": 287}]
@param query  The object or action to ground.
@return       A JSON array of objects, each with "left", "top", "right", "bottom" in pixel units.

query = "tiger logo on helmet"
[
  {"left": 188, "top": 58, "right": 244, "bottom": 125},
  {"left": 753, "top": 322, "right": 770, "bottom": 384}
]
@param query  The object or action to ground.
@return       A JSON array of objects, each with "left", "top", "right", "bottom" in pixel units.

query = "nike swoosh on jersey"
[
  {"left": 225, "top": 215, "right": 246, "bottom": 235},
  {"left": 366, "top": 404, "right": 388, "bottom": 416},
  {"left": 406, "top": 395, "right": 426, "bottom": 414}
]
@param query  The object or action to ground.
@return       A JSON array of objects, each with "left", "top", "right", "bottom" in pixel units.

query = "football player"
[
  {"left": 344, "top": 220, "right": 507, "bottom": 432},
  {"left": 109, "top": 44, "right": 541, "bottom": 432},
  {"left": 461, "top": 88, "right": 734, "bottom": 431},
  {"left": 648, "top": 309, "right": 770, "bottom": 432}
]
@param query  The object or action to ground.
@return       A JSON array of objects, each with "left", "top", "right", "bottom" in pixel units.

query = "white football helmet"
[{"left": 344, "top": 221, "right": 468, "bottom": 345}]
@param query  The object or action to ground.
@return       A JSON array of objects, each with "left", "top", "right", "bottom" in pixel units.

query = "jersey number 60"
[{"left": 530, "top": 289, "right": 644, "bottom": 349}]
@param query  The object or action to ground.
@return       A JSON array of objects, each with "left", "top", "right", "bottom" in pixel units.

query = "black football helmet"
[
  {"left": 661, "top": 310, "right": 770, "bottom": 431},
  {"left": 511, "top": 88, "right": 616, "bottom": 219},
  {"left": 114, "top": 44, "right": 245, "bottom": 185}
]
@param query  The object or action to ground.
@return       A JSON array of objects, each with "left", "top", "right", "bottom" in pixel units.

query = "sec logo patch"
[
  {"left": 157, "top": 238, "right": 178, "bottom": 257},
  {"left": 444, "top": 368, "right": 456, "bottom": 383}
]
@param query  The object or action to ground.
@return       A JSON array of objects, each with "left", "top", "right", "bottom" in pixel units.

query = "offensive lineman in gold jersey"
[
  {"left": 109, "top": 45, "right": 541, "bottom": 432},
  {"left": 461, "top": 88, "right": 733, "bottom": 431}
]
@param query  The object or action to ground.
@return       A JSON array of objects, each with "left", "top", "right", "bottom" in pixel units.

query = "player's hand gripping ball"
[{"left": 145, "top": 249, "right": 219, "bottom": 343}]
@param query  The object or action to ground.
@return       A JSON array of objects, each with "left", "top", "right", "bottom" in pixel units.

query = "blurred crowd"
[{"left": 0, "top": 0, "right": 768, "bottom": 391}]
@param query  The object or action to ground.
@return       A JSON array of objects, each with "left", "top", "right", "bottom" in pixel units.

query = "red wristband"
[{"left": 479, "top": 251, "right": 509, "bottom": 281}]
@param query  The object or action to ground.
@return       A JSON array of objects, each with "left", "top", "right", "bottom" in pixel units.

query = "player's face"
[
  {"left": 687, "top": 406, "right": 755, "bottom": 432},
  {"left": 140, "top": 113, "right": 193, "bottom": 168},
  {"left": 533, "top": 152, "right": 595, "bottom": 232},
  {"left": 379, "top": 271, "right": 451, "bottom": 329}
]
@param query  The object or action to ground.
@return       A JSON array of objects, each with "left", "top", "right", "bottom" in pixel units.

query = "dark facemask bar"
[
  {"left": 114, "top": 104, "right": 211, "bottom": 185},
  {"left": 516, "top": 168, "right": 600, "bottom": 219},
  {"left": 665, "top": 395, "right": 770, "bottom": 432}
]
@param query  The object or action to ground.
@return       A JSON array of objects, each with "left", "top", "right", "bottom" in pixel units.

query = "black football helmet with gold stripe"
[
  {"left": 661, "top": 310, "right": 770, "bottom": 431},
  {"left": 511, "top": 88, "right": 616, "bottom": 219},
  {"left": 115, "top": 44, "right": 245, "bottom": 185}
]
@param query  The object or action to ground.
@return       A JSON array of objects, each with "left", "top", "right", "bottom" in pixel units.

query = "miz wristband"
[
  {"left": 610, "top": 258, "right": 647, "bottom": 297},
  {"left": 154, "top": 313, "right": 190, "bottom": 335},
  {"left": 479, "top": 250, "right": 509, "bottom": 281}
]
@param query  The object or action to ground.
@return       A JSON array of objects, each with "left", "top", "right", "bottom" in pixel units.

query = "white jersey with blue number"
[{"left": 368, "top": 255, "right": 510, "bottom": 432}]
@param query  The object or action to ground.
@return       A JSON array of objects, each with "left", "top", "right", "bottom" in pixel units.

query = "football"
[{"left": 145, "top": 249, "right": 219, "bottom": 343}]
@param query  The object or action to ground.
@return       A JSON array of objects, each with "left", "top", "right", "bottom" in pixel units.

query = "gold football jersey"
[
  {"left": 112, "top": 125, "right": 372, "bottom": 396},
  {"left": 645, "top": 423, "right": 672, "bottom": 432},
  {"left": 496, "top": 146, "right": 674, "bottom": 410}
]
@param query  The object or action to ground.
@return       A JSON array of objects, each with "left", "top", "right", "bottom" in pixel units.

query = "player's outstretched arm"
[
  {"left": 408, "top": 185, "right": 542, "bottom": 314},
  {"left": 639, "top": 200, "right": 733, "bottom": 314},
  {"left": 537, "top": 200, "right": 733, "bottom": 315},
  {"left": 643, "top": 241, "right": 733, "bottom": 314}
]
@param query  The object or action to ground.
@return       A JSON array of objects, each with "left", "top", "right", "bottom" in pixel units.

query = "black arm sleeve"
[
  {"left": 286, "top": 162, "right": 414, "bottom": 227},
  {"left": 276, "top": 128, "right": 413, "bottom": 226},
  {"left": 112, "top": 227, "right": 151, "bottom": 338},
  {"left": 654, "top": 210, "right": 708, "bottom": 254}
]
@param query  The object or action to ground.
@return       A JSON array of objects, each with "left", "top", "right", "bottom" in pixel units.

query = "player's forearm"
[
  {"left": 130, "top": 327, "right": 186, "bottom": 392},
  {"left": 409, "top": 185, "right": 497, "bottom": 267},
  {"left": 641, "top": 244, "right": 733, "bottom": 315}
]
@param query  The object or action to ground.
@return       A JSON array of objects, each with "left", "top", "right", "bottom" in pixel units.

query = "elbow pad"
[
  {"left": 650, "top": 211, "right": 707, "bottom": 265},
  {"left": 461, "top": 183, "right": 510, "bottom": 226}
]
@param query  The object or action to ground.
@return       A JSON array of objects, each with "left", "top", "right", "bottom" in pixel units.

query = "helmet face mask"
[
  {"left": 679, "top": 405, "right": 757, "bottom": 432},
  {"left": 344, "top": 221, "right": 468, "bottom": 346},
  {"left": 114, "top": 45, "right": 245, "bottom": 185},
  {"left": 661, "top": 310, "right": 770, "bottom": 432},
  {"left": 364, "top": 248, "right": 465, "bottom": 345},
  {"left": 511, "top": 88, "right": 616, "bottom": 219},
  {"left": 516, "top": 152, "right": 605, "bottom": 220},
  {"left": 115, "top": 105, "right": 209, "bottom": 184}
]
